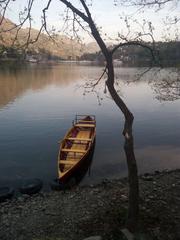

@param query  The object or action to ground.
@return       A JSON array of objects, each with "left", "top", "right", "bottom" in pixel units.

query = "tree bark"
[
  {"left": 106, "top": 56, "right": 139, "bottom": 232},
  {"left": 124, "top": 129, "right": 139, "bottom": 232}
]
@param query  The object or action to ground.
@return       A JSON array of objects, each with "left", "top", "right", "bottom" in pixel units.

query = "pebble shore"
[{"left": 0, "top": 169, "right": 180, "bottom": 240}]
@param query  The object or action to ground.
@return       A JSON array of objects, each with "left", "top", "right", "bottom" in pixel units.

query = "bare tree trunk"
[
  {"left": 124, "top": 118, "right": 139, "bottom": 232},
  {"left": 106, "top": 58, "right": 139, "bottom": 232}
]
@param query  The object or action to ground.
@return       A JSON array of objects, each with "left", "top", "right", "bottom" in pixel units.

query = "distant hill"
[{"left": 0, "top": 17, "right": 99, "bottom": 60}]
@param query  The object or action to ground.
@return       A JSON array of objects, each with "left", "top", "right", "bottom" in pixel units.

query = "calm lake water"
[{"left": 0, "top": 63, "right": 180, "bottom": 187}]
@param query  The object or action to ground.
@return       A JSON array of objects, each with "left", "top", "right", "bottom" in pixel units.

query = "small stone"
[
  {"left": 144, "top": 172, "right": 150, "bottom": 177},
  {"left": 141, "top": 206, "right": 146, "bottom": 211},
  {"left": 22, "top": 194, "right": 29, "bottom": 199},
  {"left": 97, "top": 201, "right": 104, "bottom": 207},
  {"left": 121, "top": 194, "right": 128, "bottom": 201},
  {"left": 121, "top": 228, "right": 134, "bottom": 240},
  {"left": 69, "top": 194, "right": 75, "bottom": 199},
  {"left": 17, "top": 197, "right": 24, "bottom": 202},
  {"left": 145, "top": 198, "right": 150, "bottom": 203},
  {"left": 102, "top": 179, "right": 109, "bottom": 184},
  {"left": 148, "top": 195, "right": 154, "bottom": 200},
  {"left": 49, "top": 223, "right": 54, "bottom": 227},
  {"left": 142, "top": 175, "right": 153, "bottom": 181},
  {"left": 83, "top": 236, "right": 102, "bottom": 240}
]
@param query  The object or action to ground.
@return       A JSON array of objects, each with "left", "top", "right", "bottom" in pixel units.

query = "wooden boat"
[{"left": 58, "top": 115, "right": 96, "bottom": 183}]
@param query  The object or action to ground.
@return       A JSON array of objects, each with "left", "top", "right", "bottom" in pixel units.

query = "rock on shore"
[{"left": 0, "top": 169, "right": 180, "bottom": 240}]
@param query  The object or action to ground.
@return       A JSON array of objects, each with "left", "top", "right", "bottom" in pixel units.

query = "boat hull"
[
  {"left": 59, "top": 138, "right": 95, "bottom": 183},
  {"left": 58, "top": 115, "right": 96, "bottom": 184}
]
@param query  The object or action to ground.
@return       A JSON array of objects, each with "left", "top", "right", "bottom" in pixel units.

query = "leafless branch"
[
  {"left": 72, "top": 12, "right": 91, "bottom": 38},
  {"left": 79, "top": 0, "right": 109, "bottom": 58},
  {"left": 164, "top": 15, "right": 180, "bottom": 25},
  {"left": 121, "top": 0, "right": 173, "bottom": 7},
  {"left": 0, "top": 0, "right": 35, "bottom": 33},
  {"left": 42, "top": 0, "right": 52, "bottom": 31},
  {"left": 92, "top": 66, "right": 108, "bottom": 88},
  {"left": 154, "top": 77, "right": 180, "bottom": 101},
  {"left": 83, "top": 87, "right": 104, "bottom": 106},
  {"left": 137, "top": 0, "right": 173, "bottom": 6},
  {"left": 41, "top": 0, "right": 60, "bottom": 46},
  {"left": 0, "top": 0, "right": 10, "bottom": 25},
  {"left": 84, "top": 66, "right": 108, "bottom": 91},
  {"left": 59, "top": 0, "right": 89, "bottom": 23},
  {"left": 111, "top": 40, "right": 159, "bottom": 68}
]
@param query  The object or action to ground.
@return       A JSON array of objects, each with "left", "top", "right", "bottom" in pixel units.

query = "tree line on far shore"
[
  {"left": 80, "top": 41, "right": 180, "bottom": 67},
  {"left": 0, "top": 46, "right": 64, "bottom": 62}
]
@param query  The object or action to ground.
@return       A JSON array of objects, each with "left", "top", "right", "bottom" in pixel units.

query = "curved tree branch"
[
  {"left": 59, "top": 0, "right": 89, "bottom": 23},
  {"left": 111, "top": 41, "right": 156, "bottom": 60}
]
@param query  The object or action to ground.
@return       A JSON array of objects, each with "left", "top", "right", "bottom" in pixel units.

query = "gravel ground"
[{"left": 0, "top": 169, "right": 180, "bottom": 240}]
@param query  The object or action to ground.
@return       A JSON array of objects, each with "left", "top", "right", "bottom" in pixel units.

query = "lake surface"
[{"left": 0, "top": 63, "right": 180, "bottom": 187}]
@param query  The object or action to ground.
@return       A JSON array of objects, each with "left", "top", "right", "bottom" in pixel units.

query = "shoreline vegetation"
[
  {"left": 1, "top": 58, "right": 180, "bottom": 69},
  {"left": 0, "top": 169, "right": 180, "bottom": 240},
  {"left": 1, "top": 41, "right": 180, "bottom": 68}
]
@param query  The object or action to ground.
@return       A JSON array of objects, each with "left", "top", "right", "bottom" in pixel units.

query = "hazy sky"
[{"left": 6, "top": 0, "right": 180, "bottom": 42}]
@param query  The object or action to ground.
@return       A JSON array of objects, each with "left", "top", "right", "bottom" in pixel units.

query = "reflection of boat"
[{"left": 58, "top": 115, "right": 96, "bottom": 183}]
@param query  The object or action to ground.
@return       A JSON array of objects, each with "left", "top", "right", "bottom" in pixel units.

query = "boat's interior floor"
[
  {"left": 61, "top": 129, "right": 91, "bottom": 172},
  {"left": 76, "top": 130, "right": 90, "bottom": 140}
]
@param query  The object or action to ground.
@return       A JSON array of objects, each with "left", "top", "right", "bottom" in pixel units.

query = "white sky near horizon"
[{"left": 5, "top": 0, "right": 180, "bottom": 43}]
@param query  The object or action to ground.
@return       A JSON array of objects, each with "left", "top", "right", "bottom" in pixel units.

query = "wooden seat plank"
[
  {"left": 75, "top": 124, "right": 95, "bottom": 128},
  {"left": 78, "top": 120, "right": 96, "bottom": 123},
  {"left": 59, "top": 160, "right": 77, "bottom": 165},
  {"left": 61, "top": 148, "right": 86, "bottom": 153},
  {"left": 67, "top": 137, "right": 92, "bottom": 141}
]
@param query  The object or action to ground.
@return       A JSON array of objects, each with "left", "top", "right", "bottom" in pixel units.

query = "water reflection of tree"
[
  {"left": 115, "top": 68, "right": 180, "bottom": 102},
  {"left": 152, "top": 70, "right": 180, "bottom": 101}
]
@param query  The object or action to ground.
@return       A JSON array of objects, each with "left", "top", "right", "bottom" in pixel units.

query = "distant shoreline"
[{"left": 0, "top": 58, "right": 180, "bottom": 68}]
